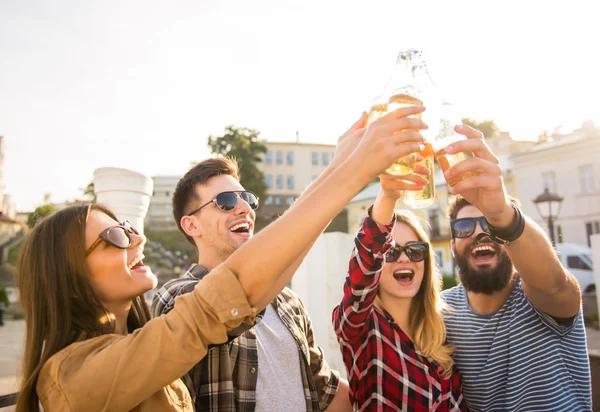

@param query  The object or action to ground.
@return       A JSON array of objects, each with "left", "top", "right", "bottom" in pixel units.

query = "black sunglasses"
[
  {"left": 86, "top": 221, "right": 139, "bottom": 257},
  {"left": 450, "top": 216, "right": 490, "bottom": 239},
  {"left": 187, "top": 190, "right": 259, "bottom": 216},
  {"left": 384, "top": 241, "right": 429, "bottom": 263}
]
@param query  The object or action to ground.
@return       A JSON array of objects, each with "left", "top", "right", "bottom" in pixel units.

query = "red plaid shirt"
[{"left": 332, "top": 209, "right": 467, "bottom": 411}]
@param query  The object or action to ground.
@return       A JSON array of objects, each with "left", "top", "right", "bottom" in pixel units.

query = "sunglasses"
[
  {"left": 450, "top": 216, "right": 490, "bottom": 239},
  {"left": 85, "top": 221, "right": 140, "bottom": 257},
  {"left": 187, "top": 191, "right": 259, "bottom": 215},
  {"left": 384, "top": 241, "right": 429, "bottom": 263}
]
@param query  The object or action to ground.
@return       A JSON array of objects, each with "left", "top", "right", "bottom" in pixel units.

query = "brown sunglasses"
[{"left": 85, "top": 221, "right": 140, "bottom": 257}]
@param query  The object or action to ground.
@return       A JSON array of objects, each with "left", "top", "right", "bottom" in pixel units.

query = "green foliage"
[
  {"left": 441, "top": 274, "right": 458, "bottom": 290},
  {"left": 8, "top": 243, "right": 22, "bottom": 266},
  {"left": 27, "top": 204, "right": 57, "bottom": 228},
  {"left": 461, "top": 118, "right": 500, "bottom": 138},
  {"left": 81, "top": 181, "right": 96, "bottom": 203},
  {"left": 207, "top": 126, "right": 268, "bottom": 202},
  {"left": 0, "top": 287, "right": 9, "bottom": 308}
]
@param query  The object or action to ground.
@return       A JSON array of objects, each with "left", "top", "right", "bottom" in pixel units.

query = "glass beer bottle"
[
  {"left": 395, "top": 49, "right": 438, "bottom": 208},
  {"left": 403, "top": 143, "right": 435, "bottom": 208},
  {"left": 432, "top": 100, "right": 477, "bottom": 187},
  {"left": 366, "top": 93, "right": 389, "bottom": 126},
  {"left": 384, "top": 49, "right": 425, "bottom": 176}
]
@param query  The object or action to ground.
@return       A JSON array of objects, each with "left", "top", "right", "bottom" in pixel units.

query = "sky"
[{"left": 1, "top": 0, "right": 598, "bottom": 212}]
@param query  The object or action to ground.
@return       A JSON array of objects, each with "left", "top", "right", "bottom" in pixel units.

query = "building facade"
[
  {"left": 145, "top": 141, "right": 336, "bottom": 229},
  {"left": 257, "top": 141, "right": 336, "bottom": 219},
  {"left": 146, "top": 176, "right": 180, "bottom": 229},
  {"left": 512, "top": 121, "right": 600, "bottom": 246}
]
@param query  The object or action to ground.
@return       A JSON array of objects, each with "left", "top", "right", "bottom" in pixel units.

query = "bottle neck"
[{"left": 386, "top": 50, "right": 430, "bottom": 97}]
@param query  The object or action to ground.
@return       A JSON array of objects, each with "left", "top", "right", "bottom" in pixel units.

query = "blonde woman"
[{"left": 333, "top": 173, "right": 466, "bottom": 411}]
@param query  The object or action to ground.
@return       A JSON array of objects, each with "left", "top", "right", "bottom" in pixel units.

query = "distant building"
[
  {"left": 146, "top": 176, "right": 180, "bottom": 230},
  {"left": 512, "top": 121, "right": 600, "bottom": 246},
  {"left": 257, "top": 141, "right": 336, "bottom": 220}
]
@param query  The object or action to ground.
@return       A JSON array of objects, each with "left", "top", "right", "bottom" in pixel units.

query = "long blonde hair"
[{"left": 379, "top": 211, "right": 454, "bottom": 378}]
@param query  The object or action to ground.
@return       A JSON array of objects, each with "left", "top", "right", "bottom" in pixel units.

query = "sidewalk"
[{"left": 0, "top": 320, "right": 23, "bottom": 397}]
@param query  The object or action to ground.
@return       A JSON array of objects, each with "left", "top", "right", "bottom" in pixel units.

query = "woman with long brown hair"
[
  {"left": 15, "top": 105, "right": 427, "bottom": 411},
  {"left": 333, "top": 174, "right": 466, "bottom": 411}
]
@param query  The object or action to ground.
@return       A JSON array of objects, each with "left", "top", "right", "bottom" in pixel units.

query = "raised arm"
[
  {"left": 227, "top": 105, "right": 427, "bottom": 310},
  {"left": 333, "top": 171, "right": 428, "bottom": 342},
  {"left": 269, "top": 112, "right": 369, "bottom": 296},
  {"left": 333, "top": 206, "right": 395, "bottom": 342},
  {"left": 444, "top": 124, "right": 581, "bottom": 318}
]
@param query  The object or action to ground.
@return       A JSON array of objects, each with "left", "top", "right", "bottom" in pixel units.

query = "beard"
[{"left": 455, "top": 239, "right": 514, "bottom": 295}]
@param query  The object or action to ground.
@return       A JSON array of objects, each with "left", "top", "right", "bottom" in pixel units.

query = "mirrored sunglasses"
[
  {"left": 187, "top": 190, "right": 259, "bottom": 215},
  {"left": 450, "top": 216, "right": 490, "bottom": 239}
]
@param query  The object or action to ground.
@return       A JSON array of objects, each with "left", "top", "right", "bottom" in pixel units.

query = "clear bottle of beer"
[
  {"left": 396, "top": 50, "right": 436, "bottom": 208},
  {"left": 383, "top": 50, "right": 425, "bottom": 177},
  {"left": 431, "top": 100, "right": 477, "bottom": 187}
]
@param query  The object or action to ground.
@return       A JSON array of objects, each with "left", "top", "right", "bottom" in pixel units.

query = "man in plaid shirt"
[{"left": 152, "top": 155, "right": 354, "bottom": 412}]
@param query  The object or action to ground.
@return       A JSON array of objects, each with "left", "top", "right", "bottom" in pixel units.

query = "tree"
[
  {"left": 461, "top": 118, "right": 500, "bottom": 138},
  {"left": 207, "top": 126, "right": 268, "bottom": 202},
  {"left": 81, "top": 181, "right": 97, "bottom": 203},
  {"left": 27, "top": 204, "right": 57, "bottom": 228}
]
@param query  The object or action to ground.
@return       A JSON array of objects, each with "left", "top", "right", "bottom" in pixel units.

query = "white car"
[{"left": 555, "top": 243, "right": 595, "bottom": 293}]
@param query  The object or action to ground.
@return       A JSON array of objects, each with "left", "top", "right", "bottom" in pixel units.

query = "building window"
[
  {"left": 166, "top": 191, "right": 171, "bottom": 197},
  {"left": 286, "top": 196, "right": 295, "bottom": 205},
  {"left": 579, "top": 164, "right": 596, "bottom": 194},
  {"left": 287, "top": 175, "right": 294, "bottom": 189},
  {"left": 275, "top": 196, "right": 282, "bottom": 206},
  {"left": 322, "top": 152, "right": 329, "bottom": 166},
  {"left": 265, "top": 150, "right": 273, "bottom": 164},
  {"left": 312, "top": 152, "right": 319, "bottom": 165},
  {"left": 542, "top": 171, "right": 556, "bottom": 193},
  {"left": 276, "top": 175, "right": 283, "bottom": 189},
  {"left": 287, "top": 151, "right": 294, "bottom": 165},
  {"left": 276, "top": 151, "right": 283, "bottom": 165},
  {"left": 311, "top": 175, "right": 318, "bottom": 181},
  {"left": 265, "top": 175, "right": 273, "bottom": 188},
  {"left": 264, "top": 196, "right": 273, "bottom": 206},
  {"left": 586, "top": 221, "right": 600, "bottom": 247}
]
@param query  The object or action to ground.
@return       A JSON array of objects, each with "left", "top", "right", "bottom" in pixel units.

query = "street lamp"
[{"left": 532, "top": 188, "right": 564, "bottom": 244}]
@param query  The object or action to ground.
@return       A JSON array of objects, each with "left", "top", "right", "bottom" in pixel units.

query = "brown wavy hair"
[{"left": 16, "top": 204, "right": 151, "bottom": 411}]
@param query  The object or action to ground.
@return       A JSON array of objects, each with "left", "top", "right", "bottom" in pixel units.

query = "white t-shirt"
[{"left": 254, "top": 304, "right": 307, "bottom": 412}]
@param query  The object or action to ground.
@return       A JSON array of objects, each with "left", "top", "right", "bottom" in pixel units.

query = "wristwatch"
[{"left": 486, "top": 203, "right": 525, "bottom": 245}]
